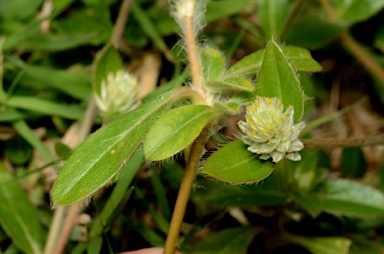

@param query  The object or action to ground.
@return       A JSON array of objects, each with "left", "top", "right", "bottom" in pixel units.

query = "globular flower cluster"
[
  {"left": 94, "top": 70, "right": 138, "bottom": 119},
  {"left": 238, "top": 96, "right": 305, "bottom": 163}
]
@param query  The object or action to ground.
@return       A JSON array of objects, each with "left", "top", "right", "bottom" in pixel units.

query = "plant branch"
[
  {"left": 43, "top": 206, "right": 64, "bottom": 254},
  {"left": 111, "top": 0, "right": 134, "bottom": 55},
  {"left": 52, "top": 203, "right": 81, "bottom": 254},
  {"left": 319, "top": 0, "right": 336, "bottom": 20},
  {"left": 181, "top": 0, "right": 206, "bottom": 102},
  {"left": 164, "top": 128, "right": 211, "bottom": 254},
  {"left": 279, "top": 0, "right": 304, "bottom": 41},
  {"left": 303, "top": 135, "right": 384, "bottom": 149},
  {"left": 340, "top": 31, "right": 384, "bottom": 83}
]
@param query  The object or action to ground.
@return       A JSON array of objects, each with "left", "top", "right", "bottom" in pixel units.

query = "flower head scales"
[
  {"left": 94, "top": 70, "right": 138, "bottom": 120},
  {"left": 238, "top": 96, "right": 305, "bottom": 163}
]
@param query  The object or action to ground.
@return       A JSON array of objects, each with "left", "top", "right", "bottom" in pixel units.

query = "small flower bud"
[
  {"left": 94, "top": 70, "right": 138, "bottom": 120},
  {"left": 238, "top": 96, "right": 305, "bottom": 163}
]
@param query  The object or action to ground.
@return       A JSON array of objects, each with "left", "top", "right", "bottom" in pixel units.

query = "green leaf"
[
  {"left": 17, "top": 32, "right": 100, "bottom": 52},
  {"left": 0, "top": 163, "right": 44, "bottom": 254},
  {"left": 0, "top": 0, "right": 42, "bottom": 20},
  {"left": 54, "top": 5, "right": 112, "bottom": 45},
  {"left": 258, "top": 0, "right": 289, "bottom": 39},
  {"left": 191, "top": 227, "right": 259, "bottom": 254},
  {"left": 200, "top": 47, "right": 225, "bottom": 82},
  {"left": 341, "top": 147, "right": 366, "bottom": 178},
  {"left": 6, "top": 96, "right": 84, "bottom": 120},
  {"left": 87, "top": 236, "right": 103, "bottom": 254},
  {"left": 225, "top": 49, "right": 264, "bottom": 78},
  {"left": 124, "top": 218, "right": 165, "bottom": 247},
  {"left": 54, "top": 142, "right": 72, "bottom": 161},
  {"left": 206, "top": 77, "right": 253, "bottom": 93},
  {"left": 375, "top": 27, "right": 384, "bottom": 53},
  {"left": 292, "top": 193, "right": 322, "bottom": 217},
  {"left": 22, "top": 65, "right": 92, "bottom": 100},
  {"left": 286, "top": 15, "right": 344, "bottom": 49},
  {"left": 205, "top": 0, "right": 253, "bottom": 24},
  {"left": 52, "top": 0, "right": 75, "bottom": 13},
  {"left": 285, "top": 234, "right": 351, "bottom": 254},
  {"left": 0, "top": 108, "right": 24, "bottom": 122},
  {"left": 51, "top": 93, "right": 175, "bottom": 205},
  {"left": 131, "top": 1, "right": 169, "bottom": 55},
  {"left": 144, "top": 105, "right": 213, "bottom": 161},
  {"left": 281, "top": 46, "right": 322, "bottom": 72},
  {"left": 151, "top": 166, "right": 171, "bottom": 220},
  {"left": 90, "top": 150, "right": 142, "bottom": 238},
  {"left": 13, "top": 120, "right": 55, "bottom": 161},
  {"left": 5, "top": 137, "right": 32, "bottom": 165},
  {"left": 226, "top": 46, "right": 321, "bottom": 78},
  {"left": 334, "top": 0, "right": 384, "bottom": 24},
  {"left": 93, "top": 43, "right": 123, "bottom": 95},
  {"left": 193, "top": 175, "right": 286, "bottom": 208},
  {"left": 134, "top": 187, "right": 170, "bottom": 235},
  {"left": 202, "top": 140, "right": 275, "bottom": 183},
  {"left": 255, "top": 40, "right": 304, "bottom": 122},
  {"left": 350, "top": 236, "right": 384, "bottom": 254},
  {"left": 314, "top": 179, "right": 384, "bottom": 217},
  {"left": 291, "top": 149, "right": 326, "bottom": 193}
]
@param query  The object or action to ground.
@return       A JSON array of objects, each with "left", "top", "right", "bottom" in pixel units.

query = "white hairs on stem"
[{"left": 169, "top": 0, "right": 207, "bottom": 41}]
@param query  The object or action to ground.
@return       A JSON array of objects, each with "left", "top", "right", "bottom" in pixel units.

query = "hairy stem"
[
  {"left": 303, "top": 135, "right": 384, "bottom": 149},
  {"left": 164, "top": 128, "right": 210, "bottom": 254},
  {"left": 182, "top": 0, "right": 206, "bottom": 102}
]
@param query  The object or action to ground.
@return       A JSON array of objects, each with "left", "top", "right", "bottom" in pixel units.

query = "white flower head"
[
  {"left": 94, "top": 70, "right": 138, "bottom": 119},
  {"left": 238, "top": 96, "right": 305, "bottom": 163}
]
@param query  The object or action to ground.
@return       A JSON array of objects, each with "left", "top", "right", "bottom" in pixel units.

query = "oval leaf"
[
  {"left": 315, "top": 179, "right": 384, "bottom": 217},
  {"left": 144, "top": 105, "right": 213, "bottom": 161},
  {"left": 0, "top": 163, "right": 44, "bottom": 254},
  {"left": 52, "top": 94, "right": 174, "bottom": 206},
  {"left": 193, "top": 176, "right": 286, "bottom": 207},
  {"left": 255, "top": 40, "right": 304, "bottom": 122},
  {"left": 202, "top": 140, "right": 275, "bottom": 183},
  {"left": 282, "top": 46, "right": 322, "bottom": 72},
  {"left": 200, "top": 47, "right": 225, "bottom": 82},
  {"left": 206, "top": 77, "right": 253, "bottom": 92},
  {"left": 225, "top": 49, "right": 264, "bottom": 78},
  {"left": 225, "top": 46, "right": 321, "bottom": 78},
  {"left": 286, "top": 234, "right": 351, "bottom": 254},
  {"left": 334, "top": 0, "right": 384, "bottom": 24}
]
